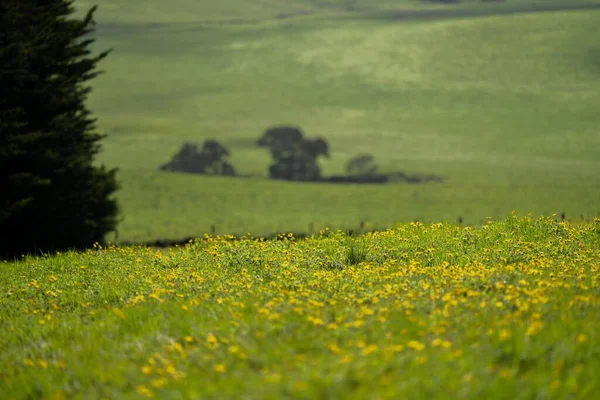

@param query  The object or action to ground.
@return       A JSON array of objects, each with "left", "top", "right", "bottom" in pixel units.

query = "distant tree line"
[{"left": 161, "top": 125, "right": 442, "bottom": 184}]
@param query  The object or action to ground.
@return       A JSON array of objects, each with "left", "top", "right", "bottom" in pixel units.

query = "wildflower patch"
[{"left": 1, "top": 215, "right": 599, "bottom": 398}]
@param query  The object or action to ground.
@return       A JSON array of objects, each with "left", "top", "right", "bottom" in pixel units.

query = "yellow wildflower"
[
  {"left": 214, "top": 364, "right": 226, "bottom": 373},
  {"left": 526, "top": 321, "right": 543, "bottom": 336},
  {"left": 136, "top": 385, "right": 154, "bottom": 398},
  {"left": 207, "top": 333, "right": 219, "bottom": 349},
  {"left": 407, "top": 340, "right": 425, "bottom": 351}
]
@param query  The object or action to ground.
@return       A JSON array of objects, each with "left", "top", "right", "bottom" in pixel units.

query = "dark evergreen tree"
[{"left": 0, "top": 1, "right": 119, "bottom": 258}]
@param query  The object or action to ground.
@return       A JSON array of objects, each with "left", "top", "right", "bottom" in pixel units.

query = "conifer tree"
[{"left": 0, "top": 1, "right": 119, "bottom": 258}]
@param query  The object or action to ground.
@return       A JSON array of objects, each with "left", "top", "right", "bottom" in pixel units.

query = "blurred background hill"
[{"left": 74, "top": 0, "right": 600, "bottom": 242}]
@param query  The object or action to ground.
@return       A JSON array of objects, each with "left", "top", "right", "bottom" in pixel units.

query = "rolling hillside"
[{"left": 74, "top": 0, "right": 600, "bottom": 242}]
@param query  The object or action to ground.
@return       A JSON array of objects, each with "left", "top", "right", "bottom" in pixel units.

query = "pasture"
[
  {"left": 1, "top": 216, "right": 599, "bottom": 398},
  {"left": 73, "top": 0, "right": 600, "bottom": 242},
  {"left": 3, "top": 4, "right": 600, "bottom": 397}
]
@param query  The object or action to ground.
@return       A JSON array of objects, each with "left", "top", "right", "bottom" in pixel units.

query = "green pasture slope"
[
  {"left": 75, "top": 0, "right": 600, "bottom": 242},
  {"left": 1, "top": 216, "right": 599, "bottom": 398}
]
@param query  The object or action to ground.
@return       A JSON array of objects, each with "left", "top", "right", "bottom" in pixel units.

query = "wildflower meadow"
[{"left": 1, "top": 215, "right": 599, "bottom": 399}]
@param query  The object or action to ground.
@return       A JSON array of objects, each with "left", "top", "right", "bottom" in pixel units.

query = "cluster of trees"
[
  {"left": 257, "top": 126, "right": 329, "bottom": 181},
  {"left": 160, "top": 140, "right": 235, "bottom": 176},
  {"left": 1, "top": 1, "right": 119, "bottom": 259},
  {"left": 162, "top": 127, "right": 384, "bottom": 183}
]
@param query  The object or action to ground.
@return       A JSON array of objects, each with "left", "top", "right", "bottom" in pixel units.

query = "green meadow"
[
  {"left": 2, "top": 216, "right": 599, "bottom": 398},
  {"left": 74, "top": 0, "right": 600, "bottom": 242}
]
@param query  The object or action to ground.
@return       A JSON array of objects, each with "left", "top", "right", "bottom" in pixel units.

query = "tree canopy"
[
  {"left": 258, "top": 126, "right": 329, "bottom": 182},
  {"left": 161, "top": 140, "right": 236, "bottom": 176},
  {"left": 0, "top": 0, "right": 119, "bottom": 258}
]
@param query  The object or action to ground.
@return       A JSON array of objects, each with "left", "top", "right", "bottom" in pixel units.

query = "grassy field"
[
  {"left": 1, "top": 215, "right": 599, "bottom": 398},
  {"left": 75, "top": 0, "right": 600, "bottom": 24},
  {"left": 73, "top": 0, "right": 600, "bottom": 242}
]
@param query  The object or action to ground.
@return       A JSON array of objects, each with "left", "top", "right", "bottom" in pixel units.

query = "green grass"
[
  {"left": 114, "top": 171, "right": 599, "bottom": 243},
  {"left": 75, "top": 0, "right": 600, "bottom": 242},
  {"left": 2, "top": 216, "right": 599, "bottom": 398}
]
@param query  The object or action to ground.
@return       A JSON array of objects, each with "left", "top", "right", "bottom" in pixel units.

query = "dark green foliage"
[
  {"left": 202, "top": 140, "right": 229, "bottom": 160},
  {"left": 257, "top": 126, "right": 304, "bottom": 150},
  {"left": 346, "top": 154, "right": 378, "bottom": 178},
  {"left": 161, "top": 140, "right": 235, "bottom": 176},
  {"left": 258, "top": 126, "right": 329, "bottom": 181},
  {"left": 0, "top": 0, "right": 119, "bottom": 258}
]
